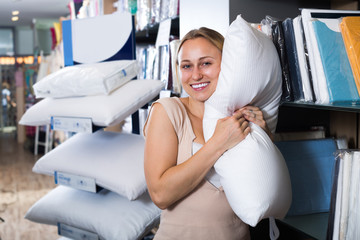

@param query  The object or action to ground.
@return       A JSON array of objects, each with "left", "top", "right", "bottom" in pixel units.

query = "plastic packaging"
[
  {"left": 340, "top": 17, "right": 360, "bottom": 96},
  {"left": 262, "top": 15, "right": 293, "bottom": 103},
  {"left": 328, "top": 150, "right": 360, "bottom": 240}
]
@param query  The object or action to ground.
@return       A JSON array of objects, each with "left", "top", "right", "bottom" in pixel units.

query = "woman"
[{"left": 143, "top": 27, "right": 272, "bottom": 239}]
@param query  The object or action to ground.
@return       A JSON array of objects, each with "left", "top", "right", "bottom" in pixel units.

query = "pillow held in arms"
[
  {"left": 203, "top": 15, "right": 292, "bottom": 227},
  {"left": 25, "top": 186, "right": 161, "bottom": 240},
  {"left": 33, "top": 130, "right": 147, "bottom": 200},
  {"left": 19, "top": 79, "right": 164, "bottom": 127},
  {"left": 33, "top": 60, "right": 139, "bottom": 98}
]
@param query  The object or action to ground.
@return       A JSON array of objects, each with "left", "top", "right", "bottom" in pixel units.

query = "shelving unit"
[
  {"left": 281, "top": 101, "right": 360, "bottom": 113},
  {"left": 278, "top": 102, "right": 360, "bottom": 148}
]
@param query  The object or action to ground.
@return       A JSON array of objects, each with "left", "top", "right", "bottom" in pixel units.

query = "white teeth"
[{"left": 192, "top": 83, "right": 208, "bottom": 89}]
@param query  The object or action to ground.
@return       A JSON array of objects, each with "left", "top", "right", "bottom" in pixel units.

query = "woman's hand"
[
  {"left": 240, "top": 106, "right": 273, "bottom": 140},
  {"left": 209, "top": 110, "right": 251, "bottom": 153}
]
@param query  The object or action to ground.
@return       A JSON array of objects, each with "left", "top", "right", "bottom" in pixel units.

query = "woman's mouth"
[{"left": 191, "top": 82, "right": 209, "bottom": 91}]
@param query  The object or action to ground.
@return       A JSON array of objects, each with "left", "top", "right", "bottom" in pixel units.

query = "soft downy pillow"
[
  {"left": 33, "top": 130, "right": 147, "bottom": 200},
  {"left": 19, "top": 79, "right": 164, "bottom": 127},
  {"left": 25, "top": 186, "right": 161, "bottom": 240},
  {"left": 203, "top": 15, "right": 292, "bottom": 227},
  {"left": 34, "top": 60, "right": 139, "bottom": 98}
]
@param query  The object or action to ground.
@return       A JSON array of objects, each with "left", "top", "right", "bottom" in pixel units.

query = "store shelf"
[{"left": 281, "top": 101, "right": 360, "bottom": 113}]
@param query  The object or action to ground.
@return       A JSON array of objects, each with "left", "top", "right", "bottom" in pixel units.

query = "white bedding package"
[
  {"left": 301, "top": 8, "right": 360, "bottom": 104},
  {"left": 19, "top": 79, "right": 164, "bottom": 127},
  {"left": 32, "top": 130, "right": 147, "bottom": 200},
  {"left": 203, "top": 15, "right": 292, "bottom": 228},
  {"left": 33, "top": 60, "right": 139, "bottom": 98},
  {"left": 25, "top": 186, "right": 161, "bottom": 240},
  {"left": 301, "top": 9, "right": 330, "bottom": 104},
  {"left": 292, "top": 15, "right": 314, "bottom": 102}
]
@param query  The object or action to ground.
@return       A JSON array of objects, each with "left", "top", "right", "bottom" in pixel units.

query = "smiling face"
[{"left": 177, "top": 37, "right": 222, "bottom": 103}]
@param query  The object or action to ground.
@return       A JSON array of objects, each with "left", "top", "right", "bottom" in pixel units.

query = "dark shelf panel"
[{"left": 281, "top": 101, "right": 360, "bottom": 113}]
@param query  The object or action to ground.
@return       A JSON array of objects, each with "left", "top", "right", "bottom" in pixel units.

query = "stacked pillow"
[
  {"left": 23, "top": 59, "right": 163, "bottom": 238},
  {"left": 33, "top": 60, "right": 139, "bottom": 98},
  {"left": 32, "top": 130, "right": 148, "bottom": 200},
  {"left": 25, "top": 186, "right": 160, "bottom": 240},
  {"left": 20, "top": 79, "right": 164, "bottom": 127}
]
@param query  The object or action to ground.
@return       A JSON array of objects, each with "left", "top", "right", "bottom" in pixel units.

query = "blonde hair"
[{"left": 176, "top": 27, "right": 224, "bottom": 65}]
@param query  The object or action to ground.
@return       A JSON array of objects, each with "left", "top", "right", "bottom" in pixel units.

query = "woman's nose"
[{"left": 192, "top": 67, "right": 203, "bottom": 80}]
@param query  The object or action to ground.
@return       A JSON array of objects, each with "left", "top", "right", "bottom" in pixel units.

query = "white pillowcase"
[
  {"left": 19, "top": 79, "right": 164, "bottom": 127},
  {"left": 33, "top": 130, "right": 146, "bottom": 201},
  {"left": 33, "top": 60, "right": 139, "bottom": 98},
  {"left": 25, "top": 186, "right": 161, "bottom": 240},
  {"left": 203, "top": 15, "right": 292, "bottom": 227}
]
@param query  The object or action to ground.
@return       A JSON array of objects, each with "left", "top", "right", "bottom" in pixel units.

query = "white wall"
[{"left": 180, "top": 0, "right": 229, "bottom": 38}]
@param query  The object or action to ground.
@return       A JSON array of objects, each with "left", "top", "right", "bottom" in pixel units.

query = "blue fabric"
[
  {"left": 62, "top": 20, "right": 74, "bottom": 67},
  {"left": 312, "top": 20, "right": 360, "bottom": 104},
  {"left": 275, "top": 139, "right": 337, "bottom": 216}
]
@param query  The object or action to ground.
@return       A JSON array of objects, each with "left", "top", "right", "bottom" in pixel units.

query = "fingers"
[
  {"left": 241, "top": 106, "right": 263, "bottom": 123},
  {"left": 231, "top": 113, "right": 250, "bottom": 135}
]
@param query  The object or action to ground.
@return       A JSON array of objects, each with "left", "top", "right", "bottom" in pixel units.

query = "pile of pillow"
[
  {"left": 22, "top": 60, "right": 163, "bottom": 239},
  {"left": 19, "top": 60, "right": 164, "bottom": 128},
  {"left": 203, "top": 15, "right": 292, "bottom": 227},
  {"left": 26, "top": 130, "right": 161, "bottom": 239}
]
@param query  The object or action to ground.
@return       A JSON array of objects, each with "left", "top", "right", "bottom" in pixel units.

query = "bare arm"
[{"left": 144, "top": 103, "right": 250, "bottom": 209}]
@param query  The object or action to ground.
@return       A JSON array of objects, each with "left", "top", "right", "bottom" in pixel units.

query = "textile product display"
[
  {"left": 282, "top": 18, "right": 305, "bottom": 102},
  {"left": 25, "top": 186, "right": 161, "bottom": 240},
  {"left": 292, "top": 15, "right": 314, "bottom": 102},
  {"left": 301, "top": 9, "right": 360, "bottom": 104},
  {"left": 312, "top": 19, "right": 360, "bottom": 104},
  {"left": 274, "top": 138, "right": 337, "bottom": 216},
  {"left": 340, "top": 17, "right": 360, "bottom": 95},
  {"left": 301, "top": 9, "right": 330, "bottom": 104},
  {"left": 33, "top": 60, "right": 139, "bottom": 98},
  {"left": 266, "top": 16, "right": 293, "bottom": 102},
  {"left": 203, "top": 15, "right": 292, "bottom": 227},
  {"left": 33, "top": 130, "right": 146, "bottom": 200},
  {"left": 62, "top": 11, "right": 135, "bottom": 66},
  {"left": 327, "top": 151, "right": 360, "bottom": 240},
  {"left": 19, "top": 79, "right": 164, "bottom": 127}
]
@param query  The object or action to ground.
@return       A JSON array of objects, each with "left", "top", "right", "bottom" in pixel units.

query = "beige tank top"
[{"left": 144, "top": 97, "right": 250, "bottom": 240}]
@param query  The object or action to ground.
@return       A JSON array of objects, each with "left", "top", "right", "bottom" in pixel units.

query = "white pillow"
[
  {"left": 25, "top": 186, "right": 161, "bottom": 240},
  {"left": 203, "top": 15, "right": 292, "bottom": 227},
  {"left": 33, "top": 60, "right": 139, "bottom": 98},
  {"left": 33, "top": 130, "right": 146, "bottom": 200},
  {"left": 19, "top": 79, "right": 164, "bottom": 127}
]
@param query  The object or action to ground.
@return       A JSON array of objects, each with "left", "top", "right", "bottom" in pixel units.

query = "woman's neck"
[{"left": 183, "top": 97, "right": 204, "bottom": 120}]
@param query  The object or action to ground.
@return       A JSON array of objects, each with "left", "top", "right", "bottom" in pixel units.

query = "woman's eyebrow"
[{"left": 180, "top": 56, "right": 214, "bottom": 63}]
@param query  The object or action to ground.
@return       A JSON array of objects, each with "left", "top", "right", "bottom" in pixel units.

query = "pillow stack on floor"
[{"left": 20, "top": 60, "right": 163, "bottom": 240}]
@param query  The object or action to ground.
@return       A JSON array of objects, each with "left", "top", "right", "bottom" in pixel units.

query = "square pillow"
[
  {"left": 19, "top": 79, "right": 164, "bottom": 127},
  {"left": 33, "top": 130, "right": 146, "bottom": 201},
  {"left": 274, "top": 139, "right": 337, "bottom": 216},
  {"left": 25, "top": 186, "right": 161, "bottom": 240},
  {"left": 203, "top": 15, "right": 292, "bottom": 227},
  {"left": 33, "top": 60, "right": 139, "bottom": 98}
]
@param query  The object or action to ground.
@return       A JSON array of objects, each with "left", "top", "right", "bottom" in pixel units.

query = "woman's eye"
[
  {"left": 181, "top": 64, "right": 191, "bottom": 69},
  {"left": 201, "top": 62, "right": 211, "bottom": 67}
]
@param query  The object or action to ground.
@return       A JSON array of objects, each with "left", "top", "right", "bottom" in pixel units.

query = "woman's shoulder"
[
  {"left": 144, "top": 97, "right": 188, "bottom": 137},
  {"left": 155, "top": 97, "right": 186, "bottom": 113}
]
